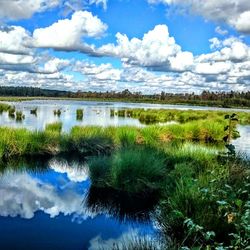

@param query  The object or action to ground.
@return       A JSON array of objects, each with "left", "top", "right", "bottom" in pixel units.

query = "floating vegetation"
[
  {"left": 0, "top": 103, "right": 11, "bottom": 113},
  {"left": 110, "top": 109, "right": 115, "bottom": 117},
  {"left": 30, "top": 108, "right": 38, "bottom": 116},
  {"left": 8, "top": 107, "right": 16, "bottom": 119},
  {"left": 15, "top": 111, "right": 25, "bottom": 121},
  {"left": 76, "top": 109, "right": 84, "bottom": 120},
  {"left": 53, "top": 109, "right": 61, "bottom": 117}
]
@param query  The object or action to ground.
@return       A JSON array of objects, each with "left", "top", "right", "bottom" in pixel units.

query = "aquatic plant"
[
  {"left": 16, "top": 111, "right": 25, "bottom": 121},
  {"left": 30, "top": 108, "right": 38, "bottom": 116},
  {"left": 68, "top": 126, "right": 114, "bottom": 155},
  {"left": 45, "top": 122, "right": 62, "bottom": 133},
  {"left": 76, "top": 109, "right": 84, "bottom": 120},
  {"left": 53, "top": 109, "right": 61, "bottom": 116},
  {"left": 112, "top": 108, "right": 250, "bottom": 125},
  {"left": 88, "top": 146, "right": 166, "bottom": 194},
  {"left": 0, "top": 103, "right": 11, "bottom": 113},
  {"left": 8, "top": 106, "right": 15, "bottom": 118}
]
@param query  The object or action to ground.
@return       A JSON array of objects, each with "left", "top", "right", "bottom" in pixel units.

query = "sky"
[{"left": 0, "top": 0, "right": 250, "bottom": 93}]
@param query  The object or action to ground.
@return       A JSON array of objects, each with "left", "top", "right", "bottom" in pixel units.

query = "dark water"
[{"left": 0, "top": 157, "right": 157, "bottom": 250}]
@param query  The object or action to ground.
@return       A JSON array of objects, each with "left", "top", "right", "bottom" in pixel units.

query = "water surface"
[{"left": 0, "top": 157, "right": 157, "bottom": 250}]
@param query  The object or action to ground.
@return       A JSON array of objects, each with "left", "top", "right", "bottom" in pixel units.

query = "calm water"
[
  {"left": 0, "top": 156, "right": 157, "bottom": 250},
  {"left": 0, "top": 99, "right": 249, "bottom": 132},
  {"left": 0, "top": 99, "right": 250, "bottom": 155}
]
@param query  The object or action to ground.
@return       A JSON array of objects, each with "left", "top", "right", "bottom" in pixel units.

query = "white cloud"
[
  {"left": 0, "top": 53, "right": 35, "bottom": 65},
  {"left": 148, "top": 0, "right": 250, "bottom": 33},
  {"left": 0, "top": 26, "right": 32, "bottom": 55},
  {"left": 100, "top": 24, "right": 180, "bottom": 64},
  {"left": 75, "top": 61, "right": 121, "bottom": 81},
  {"left": 89, "top": 0, "right": 108, "bottom": 10},
  {"left": 195, "top": 62, "right": 232, "bottom": 75},
  {"left": 97, "top": 25, "right": 194, "bottom": 72},
  {"left": 40, "top": 58, "right": 71, "bottom": 74},
  {"left": 0, "top": 0, "right": 59, "bottom": 20},
  {"left": 169, "top": 51, "right": 194, "bottom": 71},
  {"left": 215, "top": 26, "right": 228, "bottom": 36},
  {"left": 33, "top": 11, "right": 107, "bottom": 52}
]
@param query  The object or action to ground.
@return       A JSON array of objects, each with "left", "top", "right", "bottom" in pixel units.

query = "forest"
[{"left": 0, "top": 86, "right": 250, "bottom": 108}]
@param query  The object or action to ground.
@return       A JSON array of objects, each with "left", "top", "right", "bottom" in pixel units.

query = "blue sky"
[{"left": 0, "top": 0, "right": 250, "bottom": 93}]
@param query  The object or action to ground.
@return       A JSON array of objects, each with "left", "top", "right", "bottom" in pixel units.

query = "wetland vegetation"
[{"left": 0, "top": 100, "right": 249, "bottom": 249}]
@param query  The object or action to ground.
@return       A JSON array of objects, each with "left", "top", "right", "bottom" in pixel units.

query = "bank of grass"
[
  {"left": 89, "top": 146, "right": 166, "bottom": 194},
  {"left": 112, "top": 108, "right": 250, "bottom": 125},
  {"left": 45, "top": 122, "right": 62, "bottom": 133},
  {"left": 0, "top": 120, "right": 233, "bottom": 160},
  {"left": 157, "top": 154, "right": 250, "bottom": 249}
]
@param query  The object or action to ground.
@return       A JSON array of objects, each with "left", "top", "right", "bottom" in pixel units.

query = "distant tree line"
[
  {"left": 0, "top": 86, "right": 71, "bottom": 97},
  {"left": 0, "top": 86, "right": 249, "bottom": 107}
]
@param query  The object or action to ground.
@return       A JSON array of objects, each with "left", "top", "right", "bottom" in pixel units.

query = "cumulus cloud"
[
  {"left": 39, "top": 58, "right": 71, "bottom": 74},
  {"left": 97, "top": 25, "right": 193, "bottom": 72},
  {"left": 0, "top": 26, "right": 32, "bottom": 55},
  {"left": 148, "top": 0, "right": 250, "bottom": 33},
  {"left": 33, "top": 11, "right": 107, "bottom": 53},
  {"left": 199, "top": 38, "right": 250, "bottom": 62},
  {"left": 75, "top": 61, "right": 121, "bottom": 81},
  {"left": 0, "top": 0, "right": 59, "bottom": 20}
]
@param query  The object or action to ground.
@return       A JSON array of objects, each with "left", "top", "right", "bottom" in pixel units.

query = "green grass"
[
  {"left": 156, "top": 152, "right": 250, "bottom": 249},
  {"left": 89, "top": 146, "right": 166, "bottom": 194},
  {"left": 113, "top": 108, "right": 250, "bottom": 125},
  {"left": 76, "top": 109, "right": 84, "bottom": 120},
  {"left": 0, "top": 120, "right": 230, "bottom": 161},
  {"left": 15, "top": 111, "right": 25, "bottom": 121},
  {"left": 8, "top": 106, "right": 15, "bottom": 118},
  {"left": 45, "top": 122, "right": 62, "bottom": 133},
  {"left": 0, "top": 103, "right": 11, "bottom": 113}
]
